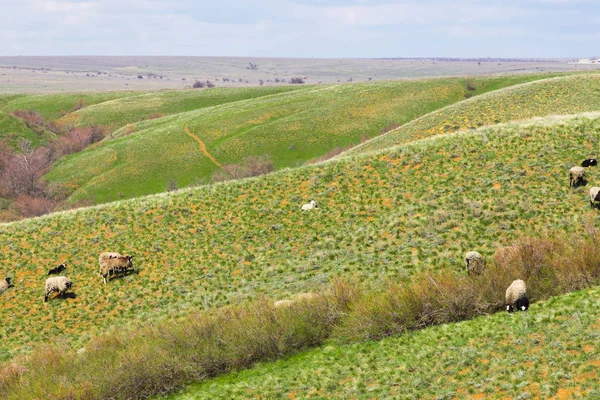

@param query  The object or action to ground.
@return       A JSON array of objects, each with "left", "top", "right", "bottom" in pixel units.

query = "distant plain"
[{"left": 1, "top": 56, "right": 599, "bottom": 93}]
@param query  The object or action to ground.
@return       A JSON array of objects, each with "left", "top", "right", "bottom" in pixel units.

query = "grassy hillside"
[
  {"left": 65, "top": 86, "right": 305, "bottom": 130},
  {"left": 3, "top": 91, "right": 138, "bottom": 121},
  {"left": 0, "top": 87, "right": 302, "bottom": 147},
  {"left": 348, "top": 73, "right": 600, "bottom": 156},
  {"left": 2, "top": 113, "right": 600, "bottom": 360},
  {"left": 45, "top": 74, "right": 558, "bottom": 204},
  {"left": 170, "top": 286, "right": 600, "bottom": 399},
  {"left": 0, "top": 94, "right": 44, "bottom": 147}
]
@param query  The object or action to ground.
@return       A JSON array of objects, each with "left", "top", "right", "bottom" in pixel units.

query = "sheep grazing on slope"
[
  {"left": 98, "top": 252, "right": 121, "bottom": 265},
  {"left": 0, "top": 277, "right": 13, "bottom": 294},
  {"left": 581, "top": 158, "right": 598, "bottom": 168},
  {"left": 48, "top": 263, "right": 67, "bottom": 275},
  {"left": 569, "top": 166, "right": 586, "bottom": 188},
  {"left": 505, "top": 279, "right": 529, "bottom": 313},
  {"left": 465, "top": 251, "right": 485, "bottom": 276},
  {"left": 590, "top": 187, "right": 600, "bottom": 209},
  {"left": 301, "top": 200, "right": 318, "bottom": 211},
  {"left": 99, "top": 255, "right": 134, "bottom": 284},
  {"left": 44, "top": 276, "right": 73, "bottom": 302}
]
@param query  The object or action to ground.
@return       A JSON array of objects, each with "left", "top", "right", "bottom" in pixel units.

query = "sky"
[{"left": 0, "top": 0, "right": 598, "bottom": 58}]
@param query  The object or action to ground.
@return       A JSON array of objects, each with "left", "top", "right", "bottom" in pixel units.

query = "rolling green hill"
[
  {"left": 0, "top": 92, "right": 138, "bottom": 147},
  {"left": 2, "top": 112, "right": 600, "bottom": 362},
  {"left": 64, "top": 86, "right": 305, "bottom": 130},
  {"left": 0, "top": 87, "right": 303, "bottom": 148},
  {"left": 44, "top": 74, "right": 559, "bottom": 204},
  {"left": 347, "top": 73, "right": 600, "bottom": 156},
  {"left": 169, "top": 286, "right": 600, "bottom": 399}
]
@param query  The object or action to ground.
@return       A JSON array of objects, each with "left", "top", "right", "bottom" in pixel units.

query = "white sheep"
[
  {"left": 590, "top": 187, "right": 600, "bottom": 209},
  {"left": 99, "top": 255, "right": 134, "bottom": 284},
  {"left": 569, "top": 166, "right": 586, "bottom": 188},
  {"left": 0, "top": 277, "right": 12, "bottom": 294},
  {"left": 301, "top": 200, "right": 318, "bottom": 211},
  {"left": 44, "top": 276, "right": 73, "bottom": 302},
  {"left": 505, "top": 279, "right": 529, "bottom": 313},
  {"left": 465, "top": 251, "right": 485, "bottom": 276}
]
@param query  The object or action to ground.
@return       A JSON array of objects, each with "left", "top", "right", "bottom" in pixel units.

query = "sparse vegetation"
[{"left": 2, "top": 228, "right": 600, "bottom": 399}]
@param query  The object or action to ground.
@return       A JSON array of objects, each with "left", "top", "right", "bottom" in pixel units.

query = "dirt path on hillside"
[{"left": 184, "top": 124, "right": 223, "bottom": 168}]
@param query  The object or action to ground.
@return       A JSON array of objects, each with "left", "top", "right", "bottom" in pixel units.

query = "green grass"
[
  {"left": 2, "top": 91, "right": 139, "bottom": 121},
  {"left": 45, "top": 74, "right": 558, "bottom": 204},
  {"left": 168, "top": 286, "right": 600, "bottom": 399},
  {"left": 0, "top": 87, "right": 300, "bottom": 148},
  {"left": 348, "top": 73, "right": 600, "bottom": 156},
  {"left": 2, "top": 112, "right": 600, "bottom": 361},
  {"left": 67, "top": 86, "right": 305, "bottom": 130}
]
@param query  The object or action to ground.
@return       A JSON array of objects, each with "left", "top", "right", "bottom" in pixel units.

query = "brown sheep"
[{"left": 99, "top": 255, "right": 134, "bottom": 284}]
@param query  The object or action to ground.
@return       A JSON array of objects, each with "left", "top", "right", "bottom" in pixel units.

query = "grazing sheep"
[
  {"left": 98, "top": 252, "right": 121, "bottom": 265},
  {"left": 465, "top": 251, "right": 485, "bottom": 276},
  {"left": 505, "top": 279, "right": 529, "bottom": 313},
  {"left": 48, "top": 263, "right": 67, "bottom": 275},
  {"left": 581, "top": 158, "right": 598, "bottom": 167},
  {"left": 301, "top": 200, "right": 318, "bottom": 211},
  {"left": 590, "top": 187, "right": 600, "bottom": 209},
  {"left": 99, "top": 255, "right": 134, "bottom": 284},
  {"left": 0, "top": 277, "right": 13, "bottom": 294},
  {"left": 569, "top": 166, "right": 586, "bottom": 187},
  {"left": 44, "top": 276, "right": 73, "bottom": 302}
]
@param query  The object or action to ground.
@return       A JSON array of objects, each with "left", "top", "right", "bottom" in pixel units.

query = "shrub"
[
  {"left": 72, "top": 99, "right": 85, "bottom": 111},
  {"left": 13, "top": 195, "right": 54, "bottom": 217},
  {"left": 290, "top": 77, "right": 305, "bottom": 84},
  {"left": 192, "top": 81, "right": 205, "bottom": 89},
  {"left": 123, "top": 124, "right": 136, "bottom": 136},
  {"left": 212, "top": 155, "right": 274, "bottom": 183},
  {"left": 54, "top": 126, "right": 106, "bottom": 156},
  {"left": 0, "top": 140, "right": 53, "bottom": 198}
]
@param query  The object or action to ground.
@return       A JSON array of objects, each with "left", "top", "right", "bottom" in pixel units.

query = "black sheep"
[
  {"left": 581, "top": 158, "right": 598, "bottom": 167},
  {"left": 48, "top": 263, "right": 67, "bottom": 275}
]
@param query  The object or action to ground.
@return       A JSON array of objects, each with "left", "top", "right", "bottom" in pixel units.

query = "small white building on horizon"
[{"left": 570, "top": 58, "right": 600, "bottom": 64}]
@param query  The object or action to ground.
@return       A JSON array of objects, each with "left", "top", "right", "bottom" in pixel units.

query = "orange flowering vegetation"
[
  {"left": 1, "top": 112, "right": 600, "bottom": 360},
  {"left": 46, "top": 74, "right": 554, "bottom": 205},
  {"left": 351, "top": 74, "right": 600, "bottom": 155}
]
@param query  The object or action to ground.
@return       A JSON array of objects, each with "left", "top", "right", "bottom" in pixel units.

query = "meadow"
[
  {"left": 2, "top": 112, "right": 600, "bottom": 363},
  {"left": 45, "top": 74, "right": 559, "bottom": 204},
  {"left": 171, "top": 287, "right": 600, "bottom": 400},
  {"left": 348, "top": 73, "right": 600, "bottom": 155}
]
